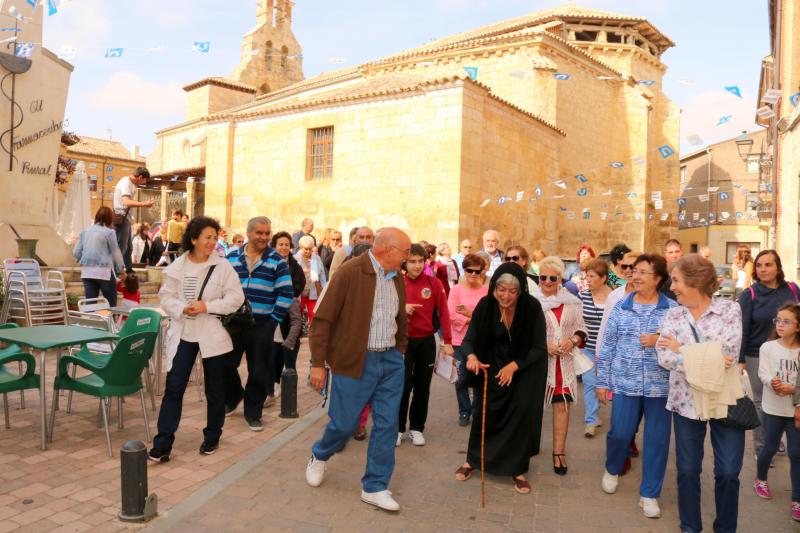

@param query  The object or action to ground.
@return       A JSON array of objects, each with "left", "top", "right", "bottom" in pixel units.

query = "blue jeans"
[
  {"left": 453, "top": 345, "right": 472, "bottom": 418},
  {"left": 82, "top": 277, "right": 117, "bottom": 307},
  {"left": 312, "top": 349, "right": 404, "bottom": 492},
  {"left": 758, "top": 412, "right": 800, "bottom": 500},
  {"left": 673, "top": 413, "right": 745, "bottom": 533},
  {"left": 114, "top": 217, "right": 133, "bottom": 274},
  {"left": 581, "top": 350, "right": 599, "bottom": 425},
  {"left": 605, "top": 394, "right": 671, "bottom": 498}
]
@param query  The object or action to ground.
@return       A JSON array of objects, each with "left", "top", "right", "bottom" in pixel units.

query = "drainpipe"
[
  {"left": 705, "top": 148, "right": 712, "bottom": 246},
  {"left": 771, "top": 0, "right": 782, "bottom": 252}
]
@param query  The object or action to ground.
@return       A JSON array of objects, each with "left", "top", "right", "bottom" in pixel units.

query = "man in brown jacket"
[{"left": 305, "top": 227, "right": 410, "bottom": 512}]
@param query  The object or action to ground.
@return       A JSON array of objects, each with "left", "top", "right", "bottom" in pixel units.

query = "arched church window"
[
  {"left": 281, "top": 46, "right": 289, "bottom": 68},
  {"left": 265, "top": 41, "right": 273, "bottom": 70}
]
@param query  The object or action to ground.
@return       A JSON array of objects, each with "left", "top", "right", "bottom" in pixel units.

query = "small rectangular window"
[
  {"left": 680, "top": 165, "right": 687, "bottom": 183},
  {"left": 307, "top": 126, "right": 334, "bottom": 180}
]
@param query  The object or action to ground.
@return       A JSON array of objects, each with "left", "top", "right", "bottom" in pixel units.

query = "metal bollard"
[
  {"left": 118, "top": 440, "right": 158, "bottom": 522},
  {"left": 279, "top": 368, "right": 299, "bottom": 418}
]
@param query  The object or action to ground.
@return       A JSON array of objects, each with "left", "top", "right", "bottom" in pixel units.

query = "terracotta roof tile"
[
  {"left": 183, "top": 77, "right": 256, "bottom": 93},
  {"left": 212, "top": 75, "right": 565, "bottom": 136},
  {"left": 66, "top": 136, "right": 144, "bottom": 162}
]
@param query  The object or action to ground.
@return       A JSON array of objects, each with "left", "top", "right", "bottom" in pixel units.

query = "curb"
[{"left": 144, "top": 405, "right": 327, "bottom": 532}]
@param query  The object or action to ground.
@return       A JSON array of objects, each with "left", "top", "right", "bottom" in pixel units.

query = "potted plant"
[{"left": 66, "top": 293, "right": 80, "bottom": 311}]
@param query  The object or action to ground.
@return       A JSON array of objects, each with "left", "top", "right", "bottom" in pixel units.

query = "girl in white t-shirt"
[{"left": 755, "top": 303, "right": 800, "bottom": 521}]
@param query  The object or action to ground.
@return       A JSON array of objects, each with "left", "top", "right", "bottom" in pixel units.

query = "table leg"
[{"left": 39, "top": 348, "right": 48, "bottom": 451}]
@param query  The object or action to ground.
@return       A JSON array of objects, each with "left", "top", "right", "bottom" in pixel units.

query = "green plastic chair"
[
  {"left": 0, "top": 323, "right": 31, "bottom": 411},
  {"left": 0, "top": 346, "right": 39, "bottom": 429},
  {"left": 67, "top": 308, "right": 162, "bottom": 414},
  {"left": 51, "top": 330, "right": 158, "bottom": 457}
]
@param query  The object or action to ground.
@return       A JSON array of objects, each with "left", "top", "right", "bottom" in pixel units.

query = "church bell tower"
[{"left": 231, "top": 0, "right": 304, "bottom": 95}]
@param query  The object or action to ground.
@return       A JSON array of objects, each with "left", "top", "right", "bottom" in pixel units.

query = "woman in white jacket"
[
  {"left": 148, "top": 216, "right": 244, "bottom": 462},
  {"left": 294, "top": 235, "right": 327, "bottom": 323}
]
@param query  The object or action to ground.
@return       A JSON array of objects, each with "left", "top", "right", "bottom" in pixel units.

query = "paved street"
[
  {"left": 149, "top": 374, "right": 796, "bottom": 533},
  {"left": 0, "top": 342, "right": 322, "bottom": 533}
]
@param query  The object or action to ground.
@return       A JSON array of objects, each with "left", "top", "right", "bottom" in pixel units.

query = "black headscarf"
[{"left": 471, "top": 262, "right": 538, "bottom": 365}]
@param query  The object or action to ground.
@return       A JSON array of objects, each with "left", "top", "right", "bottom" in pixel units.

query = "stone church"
[{"left": 147, "top": 2, "right": 680, "bottom": 254}]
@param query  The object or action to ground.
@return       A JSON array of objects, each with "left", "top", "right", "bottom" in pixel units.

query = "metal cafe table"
[{"left": 0, "top": 325, "right": 118, "bottom": 450}]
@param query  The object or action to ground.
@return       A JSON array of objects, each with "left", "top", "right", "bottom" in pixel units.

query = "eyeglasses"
[
  {"left": 773, "top": 318, "right": 798, "bottom": 326},
  {"left": 620, "top": 264, "right": 635, "bottom": 271},
  {"left": 632, "top": 270, "right": 654, "bottom": 276},
  {"left": 505, "top": 256, "right": 522, "bottom": 262},
  {"left": 540, "top": 275, "right": 559, "bottom": 283},
  {"left": 465, "top": 268, "right": 482, "bottom": 275}
]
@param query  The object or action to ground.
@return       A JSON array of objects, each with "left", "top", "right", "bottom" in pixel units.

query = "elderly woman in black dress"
[{"left": 454, "top": 262, "right": 548, "bottom": 494}]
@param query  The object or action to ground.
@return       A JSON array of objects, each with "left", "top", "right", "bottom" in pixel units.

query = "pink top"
[{"left": 447, "top": 283, "right": 489, "bottom": 347}]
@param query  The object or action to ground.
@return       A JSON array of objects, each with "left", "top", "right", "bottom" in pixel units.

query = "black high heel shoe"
[{"left": 553, "top": 453, "right": 568, "bottom": 476}]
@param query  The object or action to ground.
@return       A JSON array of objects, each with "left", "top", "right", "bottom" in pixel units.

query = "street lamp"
[{"left": 735, "top": 131, "right": 754, "bottom": 161}]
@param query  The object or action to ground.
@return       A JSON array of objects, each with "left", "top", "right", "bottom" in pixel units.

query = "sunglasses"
[
  {"left": 505, "top": 256, "right": 522, "bottom": 262},
  {"left": 620, "top": 264, "right": 635, "bottom": 271},
  {"left": 540, "top": 275, "right": 559, "bottom": 283},
  {"left": 464, "top": 268, "right": 482, "bottom": 275}
]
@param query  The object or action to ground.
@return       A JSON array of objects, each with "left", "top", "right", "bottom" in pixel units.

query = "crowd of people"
[{"left": 68, "top": 166, "right": 800, "bottom": 528}]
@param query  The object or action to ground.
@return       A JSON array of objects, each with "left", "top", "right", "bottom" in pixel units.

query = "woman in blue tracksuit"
[{"left": 596, "top": 253, "right": 677, "bottom": 519}]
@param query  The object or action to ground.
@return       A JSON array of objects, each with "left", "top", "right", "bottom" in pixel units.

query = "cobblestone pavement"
[
  {"left": 152, "top": 375, "right": 795, "bottom": 533},
  {"left": 0, "top": 340, "right": 321, "bottom": 533}
]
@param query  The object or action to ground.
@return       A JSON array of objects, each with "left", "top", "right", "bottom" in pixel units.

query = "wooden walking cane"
[{"left": 480, "top": 367, "right": 488, "bottom": 508}]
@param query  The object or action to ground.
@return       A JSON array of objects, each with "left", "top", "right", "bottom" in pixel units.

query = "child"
[
  {"left": 166, "top": 209, "right": 185, "bottom": 262},
  {"left": 117, "top": 274, "right": 141, "bottom": 310},
  {"left": 755, "top": 302, "right": 800, "bottom": 521}
]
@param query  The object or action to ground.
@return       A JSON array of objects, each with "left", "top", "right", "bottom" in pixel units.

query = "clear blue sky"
[{"left": 42, "top": 0, "right": 769, "bottom": 158}]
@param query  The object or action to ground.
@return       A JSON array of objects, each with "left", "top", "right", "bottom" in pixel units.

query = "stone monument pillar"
[{"left": 0, "top": 1, "right": 74, "bottom": 264}]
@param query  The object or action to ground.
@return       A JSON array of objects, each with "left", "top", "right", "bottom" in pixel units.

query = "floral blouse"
[{"left": 656, "top": 298, "right": 742, "bottom": 420}]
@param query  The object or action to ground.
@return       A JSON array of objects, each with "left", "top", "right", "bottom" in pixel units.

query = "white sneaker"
[
  {"left": 408, "top": 430, "right": 426, "bottom": 446},
  {"left": 305, "top": 455, "right": 326, "bottom": 487},
  {"left": 361, "top": 489, "right": 400, "bottom": 511},
  {"left": 639, "top": 497, "right": 661, "bottom": 518},
  {"left": 601, "top": 470, "right": 618, "bottom": 494},
  {"left": 396, "top": 432, "right": 403, "bottom": 447}
]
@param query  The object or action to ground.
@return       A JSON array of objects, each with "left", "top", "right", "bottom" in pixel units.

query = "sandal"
[
  {"left": 513, "top": 476, "right": 531, "bottom": 494},
  {"left": 455, "top": 464, "right": 474, "bottom": 481}
]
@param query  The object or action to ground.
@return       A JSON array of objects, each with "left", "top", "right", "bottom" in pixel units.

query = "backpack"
[{"left": 748, "top": 282, "right": 799, "bottom": 302}]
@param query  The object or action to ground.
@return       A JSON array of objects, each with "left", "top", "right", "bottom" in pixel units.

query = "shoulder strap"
[
  {"left": 749, "top": 286, "right": 755, "bottom": 301},
  {"left": 683, "top": 308, "right": 701, "bottom": 343},
  {"left": 790, "top": 282, "right": 799, "bottom": 303},
  {"left": 198, "top": 264, "right": 217, "bottom": 301}
]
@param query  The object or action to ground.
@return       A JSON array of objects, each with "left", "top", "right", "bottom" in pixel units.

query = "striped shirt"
[
  {"left": 367, "top": 251, "right": 399, "bottom": 350},
  {"left": 227, "top": 246, "right": 293, "bottom": 323},
  {"left": 579, "top": 289, "right": 605, "bottom": 354}
]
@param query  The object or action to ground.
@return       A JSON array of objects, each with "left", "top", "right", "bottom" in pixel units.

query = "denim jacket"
[
  {"left": 73, "top": 223, "right": 124, "bottom": 275},
  {"left": 597, "top": 291, "right": 677, "bottom": 397}
]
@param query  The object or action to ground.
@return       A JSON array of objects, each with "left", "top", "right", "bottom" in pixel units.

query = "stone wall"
[
  {"left": 460, "top": 82, "right": 560, "bottom": 253},
  {"left": 205, "top": 88, "right": 465, "bottom": 243}
]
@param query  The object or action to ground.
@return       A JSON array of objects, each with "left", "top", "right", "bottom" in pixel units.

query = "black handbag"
[
  {"left": 198, "top": 265, "right": 255, "bottom": 336},
  {"left": 686, "top": 319, "right": 760, "bottom": 430},
  {"left": 717, "top": 396, "right": 761, "bottom": 430}
]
